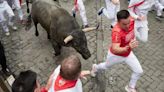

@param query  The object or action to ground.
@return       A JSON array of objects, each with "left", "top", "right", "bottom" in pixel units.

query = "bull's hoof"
[
  {"left": 27, "top": 8, "right": 30, "bottom": 13},
  {"left": 35, "top": 32, "right": 39, "bottom": 36},
  {"left": 47, "top": 36, "right": 51, "bottom": 39},
  {"left": 54, "top": 52, "right": 60, "bottom": 56}
]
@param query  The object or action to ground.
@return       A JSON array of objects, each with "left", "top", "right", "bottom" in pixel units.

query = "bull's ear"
[{"left": 64, "top": 35, "right": 73, "bottom": 44}]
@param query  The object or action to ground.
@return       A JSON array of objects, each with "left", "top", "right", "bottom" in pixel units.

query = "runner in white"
[
  {"left": 98, "top": 0, "right": 120, "bottom": 28},
  {"left": 128, "top": 0, "right": 155, "bottom": 42},
  {"left": 153, "top": 0, "right": 164, "bottom": 20},
  {"left": 72, "top": 0, "right": 89, "bottom": 28},
  {"left": 13, "top": 0, "right": 25, "bottom": 23},
  {"left": 0, "top": 0, "right": 17, "bottom": 36},
  {"left": 91, "top": 10, "right": 143, "bottom": 92}
]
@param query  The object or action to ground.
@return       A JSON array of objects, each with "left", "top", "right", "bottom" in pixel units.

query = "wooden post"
[{"left": 0, "top": 76, "right": 11, "bottom": 92}]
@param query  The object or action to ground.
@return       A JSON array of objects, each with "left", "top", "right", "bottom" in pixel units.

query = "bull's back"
[{"left": 31, "top": 0, "right": 59, "bottom": 31}]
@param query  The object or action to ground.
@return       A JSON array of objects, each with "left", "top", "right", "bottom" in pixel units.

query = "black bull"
[{"left": 27, "top": 0, "right": 98, "bottom": 59}]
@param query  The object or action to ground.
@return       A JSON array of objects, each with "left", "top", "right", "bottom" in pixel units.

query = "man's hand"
[
  {"left": 137, "top": 16, "right": 145, "bottom": 21},
  {"left": 112, "top": 0, "right": 119, "bottom": 5},
  {"left": 129, "top": 39, "right": 138, "bottom": 49},
  {"left": 79, "top": 70, "right": 90, "bottom": 80}
]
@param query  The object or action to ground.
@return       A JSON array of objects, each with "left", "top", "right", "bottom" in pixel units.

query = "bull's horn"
[
  {"left": 82, "top": 27, "right": 97, "bottom": 32},
  {"left": 64, "top": 35, "right": 73, "bottom": 44}
]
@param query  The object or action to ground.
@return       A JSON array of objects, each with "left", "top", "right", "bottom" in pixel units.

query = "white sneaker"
[
  {"left": 5, "top": 32, "right": 10, "bottom": 36},
  {"left": 125, "top": 85, "right": 137, "bottom": 92},
  {"left": 90, "top": 64, "right": 97, "bottom": 77},
  {"left": 12, "top": 26, "right": 17, "bottom": 31},
  {"left": 8, "top": 22, "right": 17, "bottom": 31}
]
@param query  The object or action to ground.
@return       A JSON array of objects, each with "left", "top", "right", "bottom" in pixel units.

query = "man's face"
[{"left": 118, "top": 17, "right": 130, "bottom": 31}]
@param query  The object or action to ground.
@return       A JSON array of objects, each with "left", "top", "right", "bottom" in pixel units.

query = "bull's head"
[{"left": 64, "top": 27, "right": 98, "bottom": 59}]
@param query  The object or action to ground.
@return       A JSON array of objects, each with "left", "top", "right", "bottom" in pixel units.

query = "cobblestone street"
[{"left": 0, "top": 0, "right": 164, "bottom": 92}]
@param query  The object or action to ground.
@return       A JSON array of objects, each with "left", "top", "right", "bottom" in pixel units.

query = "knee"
[
  {"left": 140, "top": 38, "right": 148, "bottom": 42},
  {"left": 136, "top": 68, "right": 144, "bottom": 75}
]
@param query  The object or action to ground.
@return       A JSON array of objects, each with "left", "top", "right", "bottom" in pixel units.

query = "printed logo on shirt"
[{"left": 125, "top": 30, "right": 134, "bottom": 42}]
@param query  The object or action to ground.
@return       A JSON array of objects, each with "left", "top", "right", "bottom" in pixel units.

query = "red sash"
[
  {"left": 19, "top": 0, "right": 22, "bottom": 6},
  {"left": 74, "top": 0, "right": 78, "bottom": 11},
  {"left": 128, "top": 0, "right": 145, "bottom": 14},
  {"left": 54, "top": 75, "right": 77, "bottom": 91}
]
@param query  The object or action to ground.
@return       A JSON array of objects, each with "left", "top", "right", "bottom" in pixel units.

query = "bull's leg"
[
  {"left": 34, "top": 21, "right": 39, "bottom": 36},
  {"left": 47, "top": 31, "right": 51, "bottom": 39},
  {"left": 26, "top": 0, "right": 29, "bottom": 13},
  {"left": 51, "top": 41, "right": 61, "bottom": 56}
]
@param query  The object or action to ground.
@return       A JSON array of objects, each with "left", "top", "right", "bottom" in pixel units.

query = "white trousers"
[
  {"left": 135, "top": 26, "right": 149, "bottom": 42},
  {"left": 95, "top": 51, "right": 143, "bottom": 88},
  {"left": 154, "top": 0, "right": 164, "bottom": 16},
  {"left": 13, "top": 0, "right": 23, "bottom": 20},
  {"left": 102, "top": 0, "right": 120, "bottom": 26},
  {"left": 0, "top": 1, "right": 14, "bottom": 32},
  {"left": 72, "top": 0, "right": 88, "bottom": 26}
]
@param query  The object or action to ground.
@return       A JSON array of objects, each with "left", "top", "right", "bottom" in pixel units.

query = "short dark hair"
[
  {"left": 117, "top": 10, "right": 130, "bottom": 21},
  {"left": 60, "top": 55, "right": 81, "bottom": 80},
  {"left": 12, "top": 70, "right": 37, "bottom": 92}
]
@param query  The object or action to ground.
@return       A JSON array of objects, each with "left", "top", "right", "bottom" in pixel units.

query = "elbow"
[{"left": 111, "top": 47, "right": 120, "bottom": 54}]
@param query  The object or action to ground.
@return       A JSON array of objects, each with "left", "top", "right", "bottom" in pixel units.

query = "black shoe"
[
  {"left": 111, "top": 25, "right": 113, "bottom": 29},
  {"left": 72, "top": 10, "right": 76, "bottom": 18},
  {"left": 156, "top": 16, "right": 164, "bottom": 21},
  {"left": 2, "top": 68, "right": 11, "bottom": 76},
  {"left": 82, "top": 25, "right": 89, "bottom": 29},
  {"left": 98, "top": 7, "right": 104, "bottom": 16}
]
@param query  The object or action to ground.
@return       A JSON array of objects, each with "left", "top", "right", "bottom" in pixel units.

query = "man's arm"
[
  {"left": 111, "top": 0, "right": 120, "bottom": 5},
  {"left": 111, "top": 43, "right": 129, "bottom": 54},
  {"left": 111, "top": 39, "right": 138, "bottom": 54},
  {"left": 128, "top": 8, "right": 139, "bottom": 20}
]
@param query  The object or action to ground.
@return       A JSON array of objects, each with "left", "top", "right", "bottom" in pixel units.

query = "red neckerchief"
[
  {"left": 74, "top": 0, "right": 78, "bottom": 11},
  {"left": 41, "top": 87, "right": 48, "bottom": 92},
  {"left": 54, "top": 75, "right": 77, "bottom": 91},
  {"left": 128, "top": 0, "right": 145, "bottom": 14},
  {"left": 19, "top": 0, "right": 22, "bottom": 6}
]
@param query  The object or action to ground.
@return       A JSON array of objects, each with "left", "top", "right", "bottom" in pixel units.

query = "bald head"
[{"left": 60, "top": 55, "right": 81, "bottom": 80}]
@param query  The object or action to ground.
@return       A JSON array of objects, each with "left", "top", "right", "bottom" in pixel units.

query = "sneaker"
[
  {"left": 128, "top": 0, "right": 130, "bottom": 3},
  {"left": 83, "top": 25, "right": 89, "bottom": 28},
  {"left": 5, "top": 32, "right": 10, "bottom": 36},
  {"left": 155, "top": 16, "right": 164, "bottom": 21},
  {"left": 72, "top": 10, "right": 76, "bottom": 18},
  {"left": 98, "top": 7, "right": 104, "bottom": 16},
  {"left": 8, "top": 22, "right": 18, "bottom": 31},
  {"left": 90, "top": 64, "right": 97, "bottom": 77},
  {"left": 111, "top": 25, "right": 113, "bottom": 29},
  {"left": 2, "top": 68, "right": 11, "bottom": 76},
  {"left": 12, "top": 26, "right": 18, "bottom": 31},
  {"left": 125, "top": 85, "right": 137, "bottom": 92}
]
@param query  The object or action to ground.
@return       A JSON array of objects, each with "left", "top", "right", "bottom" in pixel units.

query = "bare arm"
[
  {"left": 111, "top": 0, "right": 120, "bottom": 5},
  {"left": 112, "top": 39, "right": 138, "bottom": 54},
  {"left": 111, "top": 43, "right": 129, "bottom": 54}
]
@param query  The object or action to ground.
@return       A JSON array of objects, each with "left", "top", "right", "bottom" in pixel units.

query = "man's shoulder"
[{"left": 112, "top": 24, "right": 121, "bottom": 33}]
